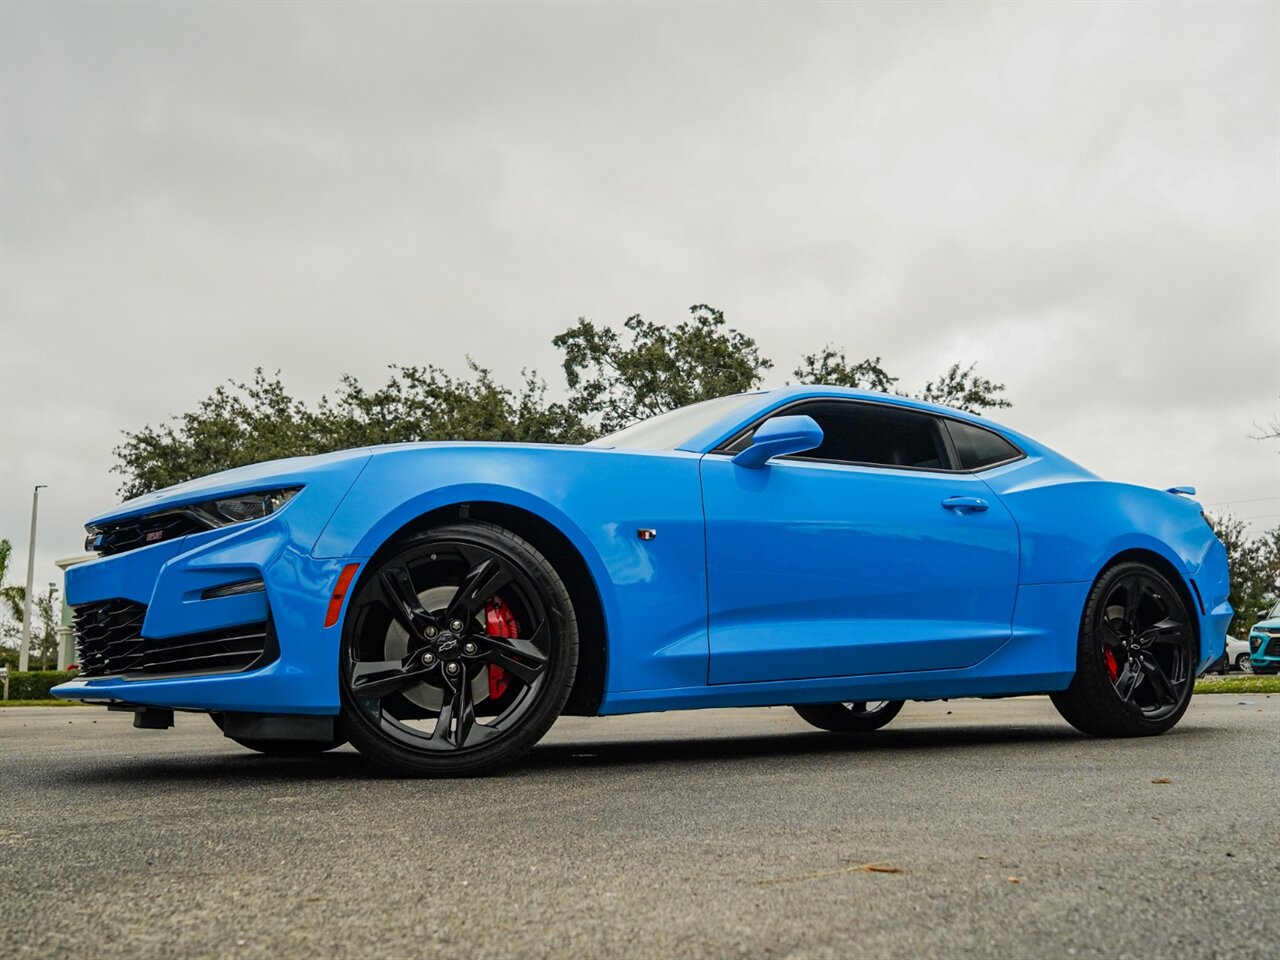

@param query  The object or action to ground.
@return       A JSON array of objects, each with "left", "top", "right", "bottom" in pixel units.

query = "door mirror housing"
[{"left": 731, "top": 415, "right": 824, "bottom": 469}]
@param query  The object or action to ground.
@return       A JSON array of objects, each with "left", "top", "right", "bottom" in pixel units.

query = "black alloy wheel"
[
  {"left": 793, "top": 699, "right": 904, "bottom": 733},
  {"left": 339, "top": 521, "right": 577, "bottom": 777},
  {"left": 1052, "top": 561, "right": 1196, "bottom": 737}
]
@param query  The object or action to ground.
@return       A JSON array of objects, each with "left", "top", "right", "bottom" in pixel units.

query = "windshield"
[
  {"left": 588, "top": 394, "right": 755, "bottom": 451},
  {"left": 1269, "top": 600, "right": 1280, "bottom": 620}
]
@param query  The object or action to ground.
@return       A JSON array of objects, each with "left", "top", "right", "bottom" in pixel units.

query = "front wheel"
[
  {"left": 1236, "top": 654, "right": 1253, "bottom": 674},
  {"left": 339, "top": 521, "right": 578, "bottom": 777},
  {"left": 793, "top": 700, "right": 904, "bottom": 733},
  {"left": 1051, "top": 562, "right": 1196, "bottom": 738}
]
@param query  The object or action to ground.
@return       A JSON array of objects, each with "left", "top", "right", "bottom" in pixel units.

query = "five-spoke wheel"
[
  {"left": 1052, "top": 561, "right": 1196, "bottom": 737},
  {"left": 339, "top": 521, "right": 578, "bottom": 776}
]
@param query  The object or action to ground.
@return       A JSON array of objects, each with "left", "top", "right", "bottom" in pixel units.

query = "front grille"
[
  {"left": 74, "top": 599, "right": 147, "bottom": 675},
  {"left": 1267, "top": 638, "right": 1280, "bottom": 659},
  {"left": 74, "top": 598, "right": 275, "bottom": 678},
  {"left": 89, "top": 511, "right": 214, "bottom": 557}
]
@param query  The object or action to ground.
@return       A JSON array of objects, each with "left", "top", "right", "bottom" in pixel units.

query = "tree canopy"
[
  {"left": 114, "top": 304, "right": 1010, "bottom": 499},
  {"left": 0, "top": 539, "right": 62, "bottom": 670},
  {"left": 1209, "top": 516, "right": 1280, "bottom": 635}
]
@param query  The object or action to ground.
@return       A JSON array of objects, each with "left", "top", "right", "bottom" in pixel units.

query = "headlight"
[
  {"left": 85, "top": 487, "right": 302, "bottom": 555},
  {"left": 208, "top": 488, "right": 300, "bottom": 524}
]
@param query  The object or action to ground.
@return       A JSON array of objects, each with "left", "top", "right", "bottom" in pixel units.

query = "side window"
[
  {"left": 778, "top": 401, "right": 951, "bottom": 470},
  {"left": 945, "top": 420, "right": 1021, "bottom": 470}
]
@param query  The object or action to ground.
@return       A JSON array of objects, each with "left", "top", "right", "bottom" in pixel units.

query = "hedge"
[{"left": 2, "top": 670, "right": 77, "bottom": 701}]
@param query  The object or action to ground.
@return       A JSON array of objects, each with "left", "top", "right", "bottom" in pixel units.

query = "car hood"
[
  {"left": 88, "top": 441, "right": 596, "bottom": 528},
  {"left": 90, "top": 448, "right": 375, "bottom": 527},
  {"left": 1250, "top": 618, "right": 1280, "bottom": 633}
]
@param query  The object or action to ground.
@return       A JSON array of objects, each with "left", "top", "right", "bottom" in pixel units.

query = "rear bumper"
[{"left": 1192, "top": 541, "right": 1232, "bottom": 674}]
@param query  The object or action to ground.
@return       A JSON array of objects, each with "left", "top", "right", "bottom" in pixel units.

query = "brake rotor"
[{"left": 381, "top": 586, "right": 520, "bottom": 711}]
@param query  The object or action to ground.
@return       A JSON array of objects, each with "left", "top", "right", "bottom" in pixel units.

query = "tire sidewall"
[
  {"left": 1053, "top": 561, "right": 1196, "bottom": 738},
  {"left": 338, "top": 521, "right": 578, "bottom": 777}
]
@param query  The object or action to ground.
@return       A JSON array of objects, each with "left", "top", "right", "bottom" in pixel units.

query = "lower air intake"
[{"left": 73, "top": 598, "right": 276, "bottom": 678}]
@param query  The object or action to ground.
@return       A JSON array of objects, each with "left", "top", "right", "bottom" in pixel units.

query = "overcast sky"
[{"left": 2, "top": 1, "right": 1277, "bottom": 596}]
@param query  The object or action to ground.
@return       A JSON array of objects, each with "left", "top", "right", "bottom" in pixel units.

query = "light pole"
[{"left": 18, "top": 484, "right": 47, "bottom": 673}]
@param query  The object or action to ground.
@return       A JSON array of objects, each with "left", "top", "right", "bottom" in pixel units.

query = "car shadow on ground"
[
  {"left": 527, "top": 723, "right": 1087, "bottom": 771},
  {"left": 41, "top": 719, "right": 1224, "bottom": 788}
]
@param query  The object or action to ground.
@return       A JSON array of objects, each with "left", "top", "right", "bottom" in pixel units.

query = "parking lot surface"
[{"left": 2, "top": 695, "right": 1277, "bottom": 959}]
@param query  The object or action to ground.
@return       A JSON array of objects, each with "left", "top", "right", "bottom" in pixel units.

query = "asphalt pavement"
[{"left": 1, "top": 695, "right": 1276, "bottom": 960}]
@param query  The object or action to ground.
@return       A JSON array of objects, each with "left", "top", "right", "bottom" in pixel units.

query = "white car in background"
[{"left": 1209, "top": 635, "right": 1253, "bottom": 674}]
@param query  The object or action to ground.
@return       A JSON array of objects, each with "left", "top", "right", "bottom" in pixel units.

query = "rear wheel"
[
  {"left": 339, "top": 521, "right": 577, "bottom": 777},
  {"left": 1236, "top": 654, "right": 1253, "bottom": 674},
  {"left": 793, "top": 700, "right": 904, "bottom": 733},
  {"left": 1051, "top": 562, "right": 1195, "bottom": 738}
]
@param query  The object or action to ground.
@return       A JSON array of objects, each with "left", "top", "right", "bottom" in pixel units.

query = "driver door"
[{"left": 700, "top": 400, "right": 1020, "bottom": 684}]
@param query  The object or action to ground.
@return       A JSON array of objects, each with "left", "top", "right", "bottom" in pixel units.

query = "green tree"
[
  {"left": 0, "top": 539, "right": 27, "bottom": 662},
  {"left": 113, "top": 364, "right": 586, "bottom": 500},
  {"left": 917, "top": 362, "right": 1011, "bottom": 413},
  {"left": 29, "top": 583, "right": 60, "bottom": 671},
  {"left": 792, "top": 347, "right": 897, "bottom": 393},
  {"left": 791, "top": 351, "right": 1009, "bottom": 414},
  {"left": 1210, "top": 516, "right": 1280, "bottom": 635},
  {"left": 554, "top": 304, "right": 773, "bottom": 434},
  {"left": 113, "top": 304, "right": 1013, "bottom": 497}
]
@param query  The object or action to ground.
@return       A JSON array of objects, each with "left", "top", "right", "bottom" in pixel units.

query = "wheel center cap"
[{"left": 435, "top": 635, "right": 461, "bottom": 658}]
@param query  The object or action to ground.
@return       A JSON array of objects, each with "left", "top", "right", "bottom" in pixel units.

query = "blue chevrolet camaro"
[{"left": 53, "top": 387, "right": 1232, "bottom": 776}]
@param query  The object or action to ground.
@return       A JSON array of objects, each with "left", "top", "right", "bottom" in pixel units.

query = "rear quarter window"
[{"left": 945, "top": 420, "right": 1022, "bottom": 470}]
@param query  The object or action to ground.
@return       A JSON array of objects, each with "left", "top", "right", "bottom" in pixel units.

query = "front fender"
[{"left": 312, "top": 445, "right": 710, "bottom": 694}]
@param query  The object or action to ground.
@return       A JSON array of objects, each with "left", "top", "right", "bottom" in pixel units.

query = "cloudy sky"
[{"left": 2, "top": 1, "right": 1277, "bottom": 594}]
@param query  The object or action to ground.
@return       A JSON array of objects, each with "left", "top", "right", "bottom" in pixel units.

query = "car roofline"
[{"left": 674, "top": 386, "right": 1038, "bottom": 455}]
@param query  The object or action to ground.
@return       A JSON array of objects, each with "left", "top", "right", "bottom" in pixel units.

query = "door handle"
[{"left": 942, "top": 496, "right": 989, "bottom": 512}]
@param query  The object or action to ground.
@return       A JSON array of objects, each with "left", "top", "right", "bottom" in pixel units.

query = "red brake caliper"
[
  {"left": 484, "top": 596, "right": 517, "bottom": 700},
  {"left": 1103, "top": 646, "right": 1119, "bottom": 683}
]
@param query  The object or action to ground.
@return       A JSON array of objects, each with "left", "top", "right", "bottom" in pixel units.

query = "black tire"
[
  {"left": 1051, "top": 561, "right": 1196, "bottom": 738},
  {"left": 209, "top": 714, "right": 346, "bottom": 756},
  {"left": 1236, "top": 654, "right": 1252, "bottom": 674},
  {"left": 793, "top": 700, "right": 904, "bottom": 732},
  {"left": 339, "top": 521, "right": 578, "bottom": 777}
]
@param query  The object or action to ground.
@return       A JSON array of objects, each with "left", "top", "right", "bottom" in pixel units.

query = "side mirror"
[{"left": 732, "top": 415, "right": 823, "bottom": 469}]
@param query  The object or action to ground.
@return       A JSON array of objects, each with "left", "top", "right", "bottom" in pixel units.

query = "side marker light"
[{"left": 325, "top": 563, "right": 361, "bottom": 628}]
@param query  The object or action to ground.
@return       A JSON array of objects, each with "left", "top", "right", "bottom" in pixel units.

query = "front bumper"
[
  {"left": 1249, "top": 633, "right": 1280, "bottom": 673},
  {"left": 51, "top": 455, "right": 371, "bottom": 715}
]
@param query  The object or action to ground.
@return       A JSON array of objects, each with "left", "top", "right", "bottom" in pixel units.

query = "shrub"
[{"left": 3, "top": 670, "right": 77, "bottom": 701}]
